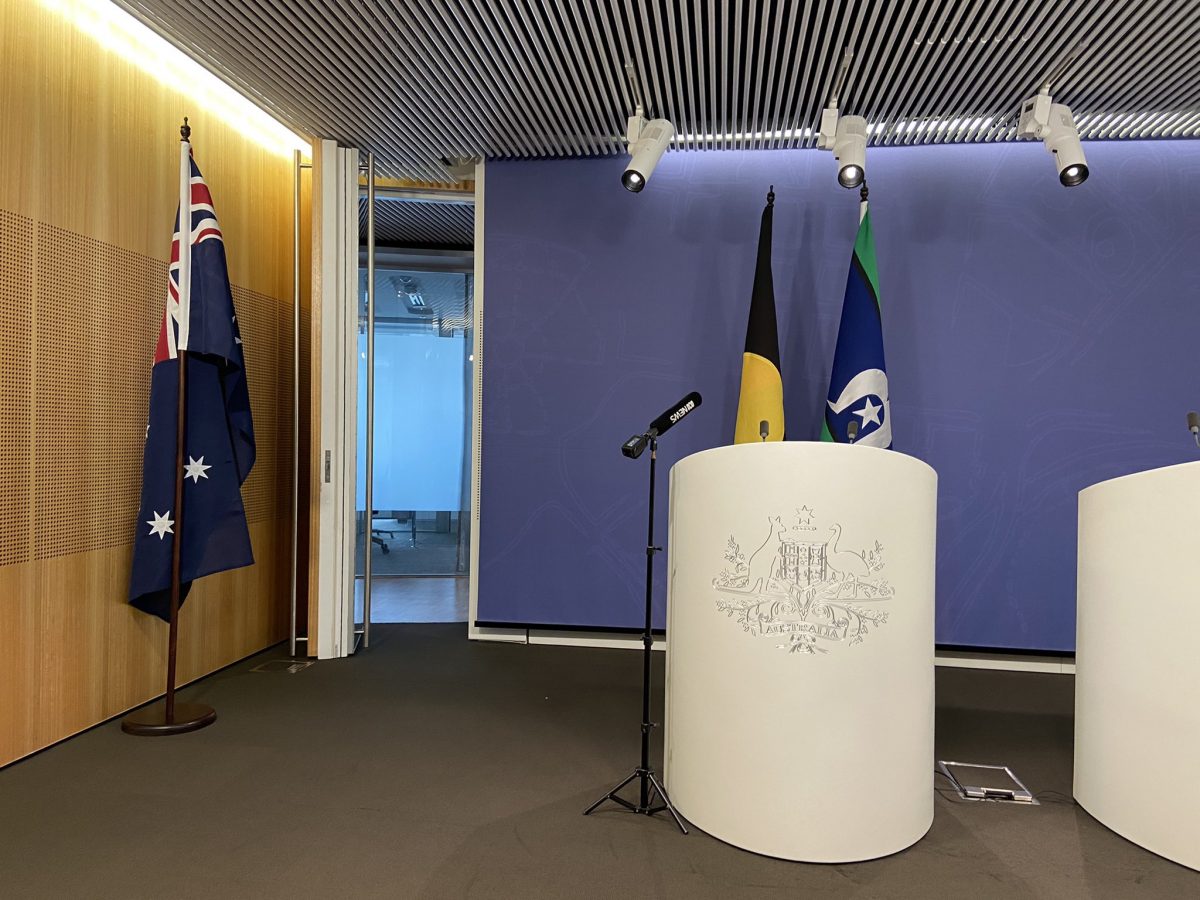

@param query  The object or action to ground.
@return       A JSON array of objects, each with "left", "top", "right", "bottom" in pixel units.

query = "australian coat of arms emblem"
[{"left": 712, "top": 506, "right": 894, "bottom": 654}]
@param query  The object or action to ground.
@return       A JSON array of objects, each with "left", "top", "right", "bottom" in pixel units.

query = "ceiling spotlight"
[
  {"left": 620, "top": 62, "right": 674, "bottom": 193},
  {"left": 622, "top": 114, "right": 674, "bottom": 192},
  {"left": 1017, "top": 91, "right": 1089, "bottom": 187},
  {"left": 818, "top": 107, "right": 868, "bottom": 189},
  {"left": 816, "top": 49, "right": 867, "bottom": 190}
]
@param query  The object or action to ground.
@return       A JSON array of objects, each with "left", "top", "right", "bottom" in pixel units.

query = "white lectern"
[
  {"left": 1075, "top": 461, "right": 1200, "bottom": 872},
  {"left": 664, "top": 442, "right": 937, "bottom": 862}
]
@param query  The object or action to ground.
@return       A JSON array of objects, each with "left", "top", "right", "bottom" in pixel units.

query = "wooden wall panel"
[
  {"left": 237, "top": 283, "right": 286, "bottom": 525},
  {"left": 0, "top": 0, "right": 306, "bottom": 767},
  {"left": 0, "top": 210, "right": 33, "bottom": 568},
  {"left": 0, "top": 519, "right": 288, "bottom": 764},
  {"left": 33, "top": 227, "right": 162, "bottom": 559},
  {"left": 0, "top": 0, "right": 290, "bottom": 297}
]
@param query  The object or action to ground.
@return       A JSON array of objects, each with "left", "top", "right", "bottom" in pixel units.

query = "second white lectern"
[
  {"left": 664, "top": 441, "right": 936, "bottom": 862},
  {"left": 1076, "top": 460, "right": 1200, "bottom": 871}
]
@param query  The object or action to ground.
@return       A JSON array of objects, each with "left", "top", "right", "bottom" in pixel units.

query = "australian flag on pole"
[
  {"left": 129, "top": 140, "right": 255, "bottom": 621},
  {"left": 821, "top": 198, "right": 892, "bottom": 448}
]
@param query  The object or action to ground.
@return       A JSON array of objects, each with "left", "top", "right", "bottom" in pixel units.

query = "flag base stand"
[
  {"left": 122, "top": 701, "right": 215, "bottom": 736},
  {"left": 124, "top": 122, "right": 232, "bottom": 741}
]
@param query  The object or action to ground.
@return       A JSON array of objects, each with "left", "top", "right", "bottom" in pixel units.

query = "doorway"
[{"left": 355, "top": 193, "right": 474, "bottom": 627}]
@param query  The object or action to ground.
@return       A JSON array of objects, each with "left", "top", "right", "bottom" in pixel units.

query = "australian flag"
[{"left": 129, "top": 141, "right": 255, "bottom": 621}]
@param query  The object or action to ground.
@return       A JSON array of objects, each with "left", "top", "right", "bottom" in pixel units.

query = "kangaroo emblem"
[{"left": 746, "top": 515, "right": 786, "bottom": 593}]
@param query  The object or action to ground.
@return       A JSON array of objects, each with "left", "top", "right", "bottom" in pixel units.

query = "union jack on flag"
[{"left": 129, "top": 139, "right": 256, "bottom": 621}]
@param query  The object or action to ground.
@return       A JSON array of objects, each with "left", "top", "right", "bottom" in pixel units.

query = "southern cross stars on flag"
[{"left": 128, "top": 139, "right": 256, "bottom": 622}]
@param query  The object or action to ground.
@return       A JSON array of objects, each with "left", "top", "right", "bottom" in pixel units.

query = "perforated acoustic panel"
[
  {"left": 0, "top": 211, "right": 34, "bottom": 567},
  {"left": 0, "top": 209, "right": 292, "bottom": 566},
  {"left": 33, "top": 224, "right": 161, "bottom": 560}
]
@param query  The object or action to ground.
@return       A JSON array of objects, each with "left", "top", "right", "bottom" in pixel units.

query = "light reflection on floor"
[{"left": 354, "top": 575, "right": 468, "bottom": 623}]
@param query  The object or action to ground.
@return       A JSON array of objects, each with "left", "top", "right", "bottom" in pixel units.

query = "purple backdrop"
[{"left": 477, "top": 141, "right": 1200, "bottom": 651}]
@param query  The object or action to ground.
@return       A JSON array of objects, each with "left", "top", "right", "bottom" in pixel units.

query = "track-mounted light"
[
  {"left": 1017, "top": 92, "right": 1089, "bottom": 186},
  {"left": 1016, "top": 46, "right": 1090, "bottom": 187},
  {"left": 622, "top": 114, "right": 674, "bottom": 192},
  {"left": 620, "top": 62, "right": 674, "bottom": 193},
  {"left": 819, "top": 108, "right": 868, "bottom": 189},
  {"left": 816, "top": 49, "right": 867, "bottom": 190}
]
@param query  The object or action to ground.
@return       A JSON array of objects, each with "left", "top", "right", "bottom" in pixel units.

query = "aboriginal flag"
[{"left": 733, "top": 194, "right": 785, "bottom": 443}]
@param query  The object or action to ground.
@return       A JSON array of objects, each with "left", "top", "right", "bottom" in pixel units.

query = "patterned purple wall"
[{"left": 478, "top": 141, "right": 1200, "bottom": 650}]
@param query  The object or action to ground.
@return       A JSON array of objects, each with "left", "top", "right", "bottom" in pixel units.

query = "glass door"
[
  {"left": 352, "top": 155, "right": 376, "bottom": 648},
  {"left": 355, "top": 168, "right": 474, "bottom": 635}
]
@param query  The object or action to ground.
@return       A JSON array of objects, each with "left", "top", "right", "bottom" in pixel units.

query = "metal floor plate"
[
  {"left": 937, "top": 761, "right": 1037, "bottom": 804},
  {"left": 250, "top": 660, "right": 314, "bottom": 674}
]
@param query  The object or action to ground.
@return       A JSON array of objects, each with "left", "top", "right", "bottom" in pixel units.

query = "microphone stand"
[{"left": 583, "top": 435, "right": 688, "bottom": 833}]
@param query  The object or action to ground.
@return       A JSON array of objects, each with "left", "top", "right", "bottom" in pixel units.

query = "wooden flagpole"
[
  {"left": 122, "top": 119, "right": 216, "bottom": 736},
  {"left": 164, "top": 339, "right": 187, "bottom": 723}
]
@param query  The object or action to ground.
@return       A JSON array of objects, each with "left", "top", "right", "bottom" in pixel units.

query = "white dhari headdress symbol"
[{"left": 827, "top": 368, "right": 891, "bottom": 448}]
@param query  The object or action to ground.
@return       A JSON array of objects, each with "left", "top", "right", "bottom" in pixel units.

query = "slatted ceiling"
[
  {"left": 117, "top": 0, "right": 1196, "bottom": 180},
  {"left": 358, "top": 197, "right": 475, "bottom": 248}
]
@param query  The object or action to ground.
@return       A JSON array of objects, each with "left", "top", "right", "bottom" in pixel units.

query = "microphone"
[
  {"left": 759, "top": 420, "right": 769, "bottom": 442},
  {"left": 1188, "top": 411, "right": 1199, "bottom": 447},
  {"left": 847, "top": 420, "right": 859, "bottom": 444},
  {"left": 621, "top": 433, "right": 650, "bottom": 459},
  {"left": 647, "top": 391, "right": 703, "bottom": 439}
]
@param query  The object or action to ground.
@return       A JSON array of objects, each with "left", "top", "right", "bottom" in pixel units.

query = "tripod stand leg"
[
  {"left": 582, "top": 439, "right": 686, "bottom": 835},
  {"left": 645, "top": 771, "right": 689, "bottom": 834},
  {"left": 583, "top": 769, "right": 639, "bottom": 816}
]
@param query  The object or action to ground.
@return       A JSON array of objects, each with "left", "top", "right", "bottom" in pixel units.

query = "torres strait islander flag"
[
  {"left": 822, "top": 198, "right": 891, "bottom": 448},
  {"left": 733, "top": 191, "right": 785, "bottom": 443},
  {"left": 128, "top": 139, "right": 256, "bottom": 621}
]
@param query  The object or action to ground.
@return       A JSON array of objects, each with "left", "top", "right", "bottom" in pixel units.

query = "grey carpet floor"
[{"left": 0, "top": 625, "right": 1195, "bottom": 899}]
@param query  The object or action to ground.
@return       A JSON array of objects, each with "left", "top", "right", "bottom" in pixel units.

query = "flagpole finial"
[
  {"left": 180, "top": 117, "right": 191, "bottom": 142},
  {"left": 859, "top": 182, "right": 868, "bottom": 203},
  {"left": 767, "top": 185, "right": 775, "bottom": 206}
]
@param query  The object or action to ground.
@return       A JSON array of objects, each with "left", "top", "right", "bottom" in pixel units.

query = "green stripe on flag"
[{"left": 854, "top": 208, "right": 881, "bottom": 309}]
